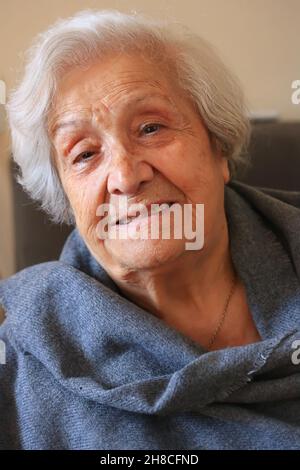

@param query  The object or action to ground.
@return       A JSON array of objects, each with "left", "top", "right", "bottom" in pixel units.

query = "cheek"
[
  {"left": 161, "top": 138, "right": 215, "bottom": 194},
  {"left": 62, "top": 173, "right": 105, "bottom": 232}
]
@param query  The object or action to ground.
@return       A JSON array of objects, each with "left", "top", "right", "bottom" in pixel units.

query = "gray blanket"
[{"left": 0, "top": 180, "right": 300, "bottom": 450}]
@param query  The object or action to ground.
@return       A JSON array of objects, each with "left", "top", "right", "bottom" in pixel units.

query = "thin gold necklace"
[{"left": 207, "top": 271, "right": 238, "bottom": 350}]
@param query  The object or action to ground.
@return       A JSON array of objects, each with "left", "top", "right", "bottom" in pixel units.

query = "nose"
[{"left": 107, "top": 147, "right": 154, "bottom": 195}]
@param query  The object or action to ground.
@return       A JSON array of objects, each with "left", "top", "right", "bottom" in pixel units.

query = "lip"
[{"left": 114, "top": 200, "right": 178, "bottom": 226}]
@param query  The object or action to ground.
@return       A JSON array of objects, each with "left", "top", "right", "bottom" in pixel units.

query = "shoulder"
[
  {"left": 0, "top": 260, "right": 87, "bottom": 334},
  {"left": 0, "top": 258, "right": 105, "bottom": 341},
  {"left": 255, "top": 187, "right": 300, "bottom": 209},
  {"left": 0, "top": 260, "right": 80, "bottom": 303},
  {"left": 227, "top": 180, "right": 300, "bottom": 210},
  {"left": 226, "top": 179, "right": 300, "bottom": 281}
]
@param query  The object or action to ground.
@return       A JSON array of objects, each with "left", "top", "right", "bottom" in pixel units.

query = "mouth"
[{"left": 115, "top": 201, "right": 178, "bottom": 226}]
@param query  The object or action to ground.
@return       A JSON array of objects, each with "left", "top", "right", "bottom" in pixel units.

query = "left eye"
[{"left": 141, "top": 123, "right": 162, "bottom": 135}]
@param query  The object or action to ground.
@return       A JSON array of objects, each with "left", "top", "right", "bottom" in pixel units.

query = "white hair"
[{"left": 6, "top": 9, "right": 250, "bottom": 224}]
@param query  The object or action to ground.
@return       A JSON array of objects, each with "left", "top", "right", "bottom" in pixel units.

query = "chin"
[{"left": 104, "top": 237, "right": 187, "bottom": 270}]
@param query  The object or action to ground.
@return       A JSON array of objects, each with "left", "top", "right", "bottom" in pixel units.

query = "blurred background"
[{"left": 0, "top": 0, "right": 299, "bottom": 279}]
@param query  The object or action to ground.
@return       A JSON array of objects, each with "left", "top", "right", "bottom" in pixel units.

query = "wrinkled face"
[{"left": 49, "top": 54, "right": 229, "bottom": 277}]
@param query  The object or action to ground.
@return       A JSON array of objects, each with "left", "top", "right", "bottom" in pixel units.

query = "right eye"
[{"left": 73, "top": 151, "right": 96, "bottom": 165}]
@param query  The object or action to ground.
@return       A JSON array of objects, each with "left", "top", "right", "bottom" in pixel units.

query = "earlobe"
[
  {"left": 213, "top": 138, "right": 230, "bottom": 184},
  {"left": 222, "top": 158, "right": 230, "bottom": 184}
]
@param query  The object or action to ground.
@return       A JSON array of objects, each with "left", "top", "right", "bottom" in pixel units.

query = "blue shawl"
[{"left": 1, "top": 180, "right": 300, "bottom": 450}]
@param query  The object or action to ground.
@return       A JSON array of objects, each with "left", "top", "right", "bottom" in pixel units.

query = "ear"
[
  {"left": 212, "top": 137, "right": 230, "bottom": 184},
  {"left": 221, "top": 157, "right": 230, "bottom": 184}
]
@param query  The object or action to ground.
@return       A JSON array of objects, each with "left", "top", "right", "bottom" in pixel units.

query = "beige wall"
[
  {"left": 0, "top": 0, "right": 299, "bottom": 278},
  {"left": 0, "top": 129, "right": 15, "bottom": 278}
]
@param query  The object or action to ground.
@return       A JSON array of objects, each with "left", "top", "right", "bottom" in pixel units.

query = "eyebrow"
[{"left": 50, "top": 93, "right": 177, "bottom": 138}]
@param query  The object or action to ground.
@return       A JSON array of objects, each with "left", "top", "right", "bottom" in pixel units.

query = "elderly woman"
[{"left": 0, "top": 9, "right": 300, "bottom": 451}]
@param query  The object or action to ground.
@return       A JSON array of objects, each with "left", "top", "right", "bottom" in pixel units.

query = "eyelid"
[
  {"left": 70, "top": 139, "right": 101, "bottom": 161},
  {"left": 141, "top": 121, "right": 160, "bottom": 127},
  {"left": 139, "top": 122, "right": 165, "bottom": 134},
  {"left": 73, "top": 150, "right": 97, "bottom": 166},
  {"left": 60, "top": 136, "right": 85, "bottom": 157},
  {"left": 62, "top": 132, "right": 100, "bottom": 156},
  {"left": 67, "top": 136, "right": 99, "bottom": 156}
]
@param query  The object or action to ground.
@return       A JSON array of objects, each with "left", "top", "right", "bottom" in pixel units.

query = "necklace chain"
[{"left": 207, "top": 271, "right": 238, "bottom": 350}]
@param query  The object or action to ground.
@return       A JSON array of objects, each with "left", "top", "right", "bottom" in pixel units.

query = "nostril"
[{"left": 113, "top": 189, "right": 123, "bottom": 196}]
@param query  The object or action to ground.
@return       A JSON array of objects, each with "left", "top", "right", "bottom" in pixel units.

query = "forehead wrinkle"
[
  {"left": 48, "top": 105, "right": 92, "bottom": 138},
  {"left": 98, "top": 75, "right": 166, "bottom": 105},
  {"left": 99, "top": 70, "right": 163, "bottom": 92},
  {"left": 50, "top": 59, "right": 180, "bottom": 132},
  {"left": 50, "top": 80, "right": 185, "bottom": 137},
  {"left": 96, "top": 87, "right": 180, "bottom": 120}
]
